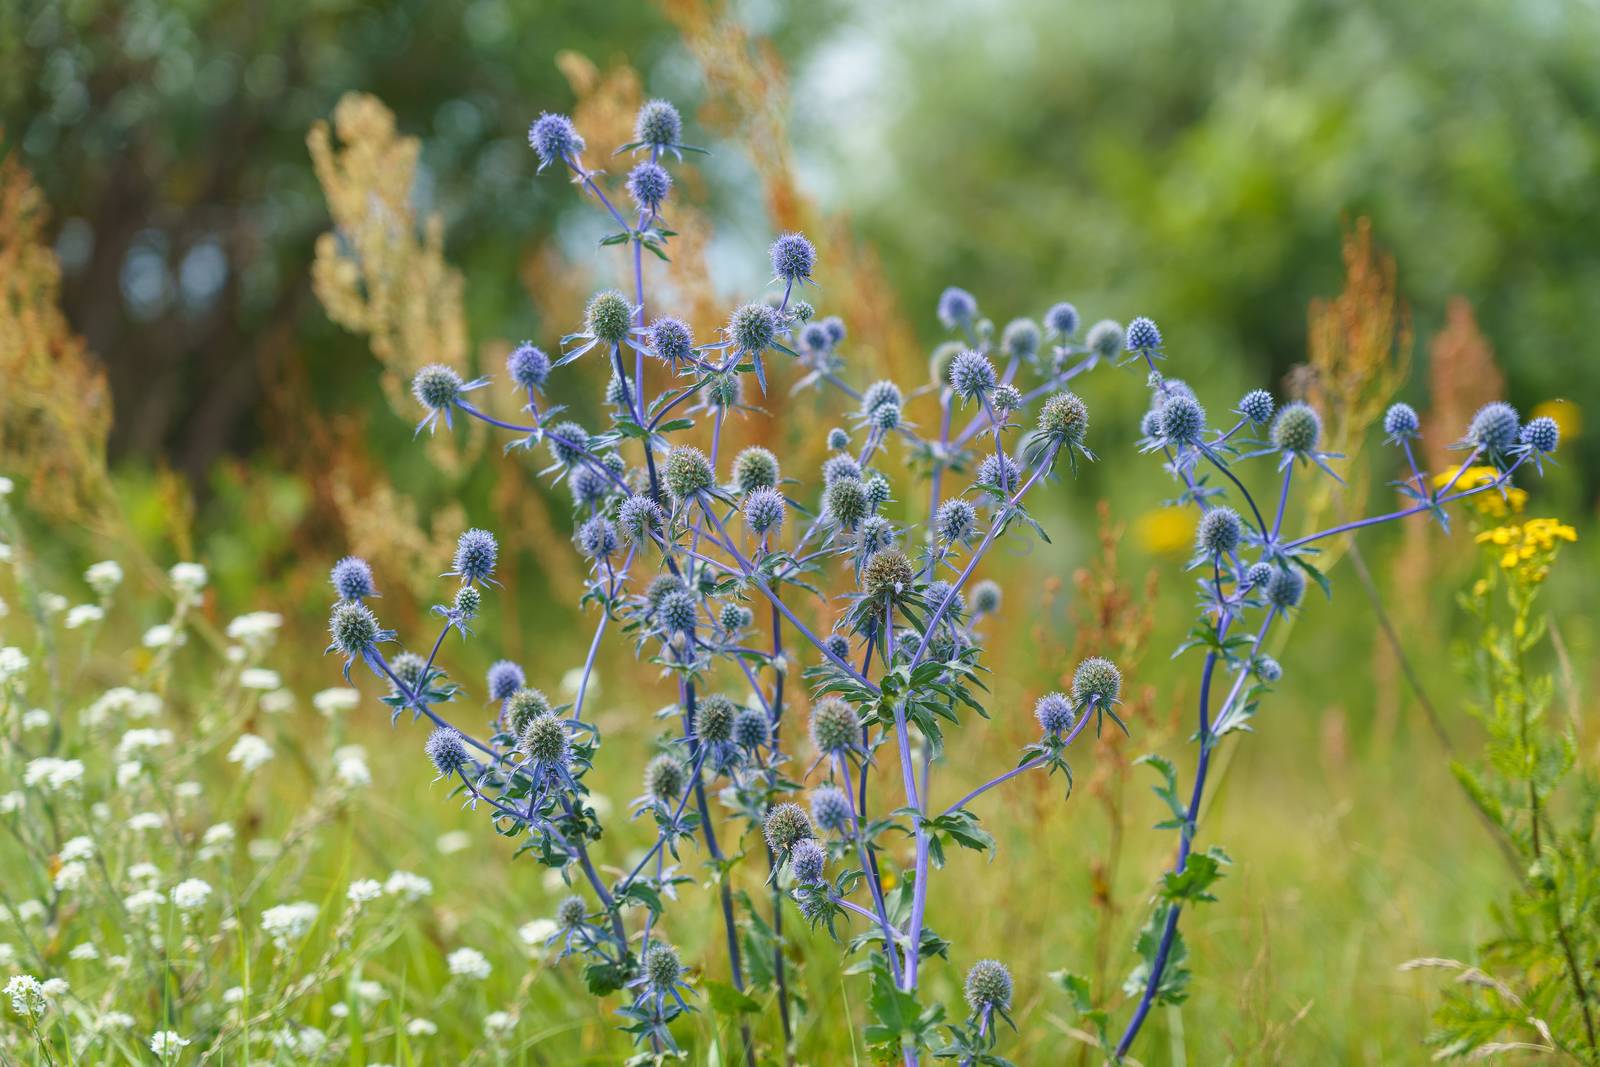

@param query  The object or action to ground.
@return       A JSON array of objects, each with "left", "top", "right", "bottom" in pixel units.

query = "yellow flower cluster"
[
  {"left": 1474, "top": 518, "right": 1577, "bottom": 585},
  {"left": 1433, "top": 464, "right": 1527, "bottom": 518}
]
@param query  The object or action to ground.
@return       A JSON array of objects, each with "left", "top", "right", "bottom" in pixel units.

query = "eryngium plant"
[{"left": 319, "top": 99, "right": 1556, "bottom": 1065}]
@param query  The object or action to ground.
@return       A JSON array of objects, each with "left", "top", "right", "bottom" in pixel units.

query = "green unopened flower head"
[
  {"left": 862, "top": 549, "right": 914, "bottom": 600},
  {"left": 452, "top": 584, "right": 481, "bottom": 618},
  {"left": 643, "top": 754, "right": 689, "bottom": 804},
  {"left": 698, "top": 695, "right": 738, "bottom": 744},
  {"left": 664, "top": 445, "right": 715, "bottom": 502},
  {"left": 964, "top": 959, "right": 1013, "bottom": 1013},
  {"left": 644, "top": 943, "right": 682, "bottom": 992},
  {"left": 971, "top": 579, "right": 1002, "bottom": 614},
  {"left": 732, "top": 447, "right": 780, "bottom": 494},
  {"left": 520, "top": 712, "right": 570, "bottom": 766},
  {"left": 733, "top": 707, "right": 770, "bottom": 750},
  {"left": 329, "top": 600, "right": 380, "bottom": 657},
  {"left": 1037, "top": 391, "right": 1089, "bottom": 446},
  {"left": 718, "top": 602, "right": 752, "bottom": 633},
  {"left": 762, "top": 802, "right": 814, "bottom": 856},
  {"left": 706, "top": 372, "right": 743, "bottom": 410},
  {"left": 506, "top": 687, "right": 552, "bottom": 738},
  {"left": 644, "top": 574, "right": 687, "bottom": 616},
  {"left": 729, "top": 302, "right": 778, "bottom": 353},
  {"left": 1002, "top": 318, "right": 1041, "bottom": 362},
  {"left": 825, "top": 476, "right": 869, "bottom": 530},
  {"left": 1271, "top": 401, "right": 1322, "bottom": 456},
  {"left": 929, "top": 341, "right": 964, "bottom": 386},
  {"left": 809, "top": 697, "right": 859, "bottom": 756},
  {"left": 1085, "top": 320, "right": 1124, "bottom": 362},
  {"left": 585, "top": 289, "right": 633, "bottom": 345},
  {"left": 1071, "top": 656, "right": 1122, "bottom": 708},
  {"left": 392, "top": 651, "right": 427, "bottom": 693},
  {"left": 555, "top": 894, "right": 587, "bottom": 929}
]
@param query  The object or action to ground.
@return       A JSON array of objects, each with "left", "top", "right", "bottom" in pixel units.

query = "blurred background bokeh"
[{"left": 3, "top": 0, "right": 1598, "bottom": 1061}]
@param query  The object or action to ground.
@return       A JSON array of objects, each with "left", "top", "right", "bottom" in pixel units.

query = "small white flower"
[
  {"left": 85, "top": 560, "right": 124, "bottom": 597},
  {"left": 38, "top": 592, "right": 69, "bottom": 615},
  {"left": 260, "top": 689, "right": 295, "bottom": 714},
  {"left": 142, "top": 624, "right": 185, "bottom": 649},
  {"left": 201, "top": 823, "right": 235, "bottom": 851},
  {"left": 60, "top": 835, "right": 95, "bottom": 862},
  {"left": 222, "top": 986, "right": 245, "bottom": 1005},
  {"left": 16, "top": 900, "right": 46, "bottom": 922},
  {"left": 313, "top": 687, "right": 361, "bottom": 716},
  {"left": 23, "top": 757, "right": 84, "bottom": 792},
  {"left": 0, "top": 646, "right": 30, "bottom": 683},
  {"left": 436, "top": 830, "right": 471, "bottom": 855},
  {"left": 446, "top": 947, "right": 491, "bottom": 981},
  {"left": 560, "top": 666, "right": 593, "bottom": 699},
  {"left": 168, "top": 562, "right": 208, "bottom": 598},
  {"left": 518, "top": 919, "right": 557, "bottom": 951},
  {"left": 174, "top": 780, "right": 202, "bottom": 800},
  {"left": 239, "top": 668, "right": 280, "bottom": 691},
  {"left": 260, "top": 901, "right": 318, "bottom": 946},
  {"left": 0, "top": 791, "right": 23, "bottom": 814},
  {"left": 171, "top": 879, "right": 212, "bottom": 911},
  {"left": 383, "top": 870, "right": 433, "bottom": 901},
  {"left": 117, "top": 761, "right": 143, "bottom": 788},
  {"left": 21, "top": 708, "right": 51, "bottom": 730},
  {"left": 69, "top": 943, "right": 99, "bottom": 961},
  {"left": 53, "top": 861, "right": 89, "bottom": 891},
  {"left": 97, "top": 1009, "right": 133, "bottom": 1029},
  {"left": 0, "top": 944, "right": 15, "bottom": 966},
  {"left": 346, "top": 879, "right": 382, "bottom": 905},
  {"left": 225, "top": 645, "right": 245, "bottom": 663},
  {"left": 247, "top": 838, "right": 279, "bottom": 863},
  {"left": 225, "top": 611, "right": 283, "bottom": 648},
  {"left": 330, "top": 1002, "right": 350, "bottom": 1018},
  {"left": 127, "top": 862, "right": 162, "bottom": 886},
  {"left": 116, "top": 727, "right": 173, "bottom": 760},
  {"left": 0, "top": 475, "right": 11, "bottom": 495},
  {"left": 125, "top": 889, "right": 167, "bottom": 916},
  {"left": 405, "top": 1018, "right": 438, "bottom": 1037},
  {"left": 226, "top": 734, "right": 274, "bottom": 773},
  {"left": 335, "top": 752, "right": 371, "bottom": 787},
  {"left": 0, "top": 544, "right": 11, "bottom": 563},
  {"left": 354, "top": 979, "right": 388, "bottom": 1003},
  {"left": 149, "top": 1029, "right": 191, "bottom": 1055},
  {"left": 127, "top": 812, "right": 165, "bottom": 833},
  {"left": 85, "top": 687, "right": 162, "bottom": 726},
  {"left": 64, "top": 604, "right": 104, "bottom": 629},
  {"left": 484, "top": 1010, "right": 515, "bottom": 1036},
  {"left": 40, "top": 978, "right": 68, "bottom": 997},
  {"left": 6, "top": 974, "right": 45, "bottom": 1015}
]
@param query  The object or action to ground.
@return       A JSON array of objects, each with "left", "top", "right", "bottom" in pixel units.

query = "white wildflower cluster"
[
  {"left": 84, "top": 559, "right": 124, "bottom": 596},
  {"left": 261, "top": 901, "right": 319, "bottom": 947},
  {"left": 226, "top": 733, "right": 274, "bottom": 773},
  {"left": 22, "top": 757, "right": 84, "bottom": 792},
  {"left": 313, "top": 686, "right": 361, "bottom": 716},
  {"left": 65, "top": 603, "right": 105, "bottom": 629},
  {"left": 168, "top": 562, "right": 208, "bottom": 602},
  {"left": 225, "top": 610, "right": 283, "bottom": 649},
  {"left": 0, "top": 646, "right": 29, "bottom": 684},
  {"left": 383, "top": 870, "right": 433, "bottom": 901},
  {"left": 333, "top": 744, "right": 372, "bottom": 787},
  {"left": 447, "top": 947, "right": 492, "bottom": 981},
  {"left": 84, "top": 686, "right": 162, "bottom": 727}
]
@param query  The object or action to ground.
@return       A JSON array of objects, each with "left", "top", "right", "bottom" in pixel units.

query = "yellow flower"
[
  {"left": 1437, "top": 465, "right": 1525, "bottom": 517},
  {"left": 1531, "top": 399, "right": 1580, "bottom": 444},
  {"left": 1135, "top": 507, "right": 1197, "bottom": 556},
  {"left": 1477, "top": 516, "right": 1576, "bottom": 587}
]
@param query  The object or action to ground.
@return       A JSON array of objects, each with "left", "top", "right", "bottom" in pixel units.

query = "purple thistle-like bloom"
[
  {"left": 1265, "top": 566, "right": 1306, "bottom": 609},
  {"left": 1125, "top": 316, "right": 1162, "bottom": 352},
  {"left": 824, "top": 633, "right": 851, "bottom": 662},
  {"left": 410, "top": 363, "right": 487, "bottom": 433},
  {"left": 450, "top": 528, "right": 499, "bottom": 586},
  {"left": 1383, "top": 402, "right": 1420, "bottom": 442},
  {"left": 810, "top": 786, "right": 852, "bottom": 834},
  {"left": 626, "top": 161, "right": 671, "bottom": 212},
  {"left": 936, "top": 498, "right": 977, "bottom": 543},
  {"left": 1196, "top": 507, "right": 1242, "bottom": 558},
  {"left": 528, "top": 112, "right": 584, "bottom": 170},
  {"left": 1245, "top": 561, "right": 1274, "bottom": 589},
  {"left": 1001, "top": 318, "right": 1041, "bottom": 362},
  {"left": 770, "top": 232, "right": 816, "bottom": 282},
  {"left": 743, "top": 487, "right": 786, "bottom": 537},
  {"left": 507, "top": 343, "right": 550, "bottom": 391},
  {"left": 978, "top": 452, "right": 1021, "bottom": 492},
  {"left": 937, "top": 286, "right": 978, "bottom": 328},
  {"left": 800, "top": 321, "right": 831, "bottom": 352},
  {"left": 1045, "top": 301, "right": 1080, "bottom": 336},
  {"left": 425, "top": 726, "right": 470, "bottom": 778},
  {"left": 619, "top": 495, "right": 665, "bottom": 545},
  {"left": 790, "top": 839, "right": 826, "bottom": 884},
  {"left": 860, "top": 380, "right": 903, "bottom": 418},
  {"left": 1466, "top": 401, "right": 1520, "bottom": 459},
  {"left": 647, "top": 317, "right": 694, "bottom": 366},
  {"left": 822, "top": 315, "right": 847, "bottom": 346},
  {"left": 1158, "top": 395, "right": 1206, "bottom": 446},
  {"left": 486, "top": 660, "right": 525, "bottom": 703},
  {"left": 1035, "top": 692, "right": 1076, "bottom": 736},
  {"left": 1237, "top": 389, "right": 1275, "bottom": 425},
  {"left": 1086, "top": 319, "right": 1124, "bottom": 362},
  {"left": 949, "top": 349, "right": 997, "bottom": 401},
  {"left": 733, "top": 707, "right": 770, "bottom": 750},
  {"left": 634, "top": 98, "right": 682, "bottom": 149},
  {"left": 729, "top": 302, "right": 779, "bottom": 354},
  {"left": 330, "top": 556, "right": 376, "bottom": 601},
  {"left": 1521, "top": 415, "right": 1559, "bottom": 455},
  {"left": 577, "top": 515, "right": 618, "bottom": 559}
]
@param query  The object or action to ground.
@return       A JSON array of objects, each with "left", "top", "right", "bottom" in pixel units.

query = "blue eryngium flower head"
[
  {"left": 486, "top": 660, "right": 525, "bottom": 703},
  {"left": 1265, "top": 566, "right": 1306, "bottom": 610},
  {"left": 451, "top": 584, "right": 481, "bottom": 620},
  {"left": 824, "top": 633, "right": 851, "bottom": 662},
  {"left": 822, "top": 453, "right": 862, "bottom": 484},
  {"left": 1035, "top": 391, "right": 1090, "bottom": 450},
  {"left": 1272, "top": 401, "right": 1322, "bottom": 457},
  {"left": 507, "top": 342, "right": 550, "bottom": 391},
  {"left": 809, "top": 786, "right": 852, "bottom": 833},
  {"left": 925, "top": 579, "right": 964, "bottom": 620},
  {"left": 1085, "top": 319, "right": 1124, "bottom": 362},
  {"left": 643, "top": 943, "right": 683, "bottom": 993},
  {"left": 656, "top": 589, "right": 697, "bottom": 635},
  {"left": 1237, "top": 389, "right": 1275, "bottom": 425},
  {"left": 643, "top": 753, "right": 689, "bottom": 804},
  {"left": 528, "top": 113, "right": 584, "bottom": 170},
  {"left": 936, "top": 498, "right": 977, "bottom": 543},
  {"left": 391, "top": 652, "right": 427, "bottom": 694},
  {"left": 869, "top": 401, "right": 901, "bottom": 431},
  {"left": 330, "top": 556, "right": 376, "bottom": 601},
  {"left": 937, "top": 286, "right": 978, "bottom": 328},
  {"left": 1256, "top": 656, "right": 1283, "bottom": 683},
  {"left": 970, "top": 578, "right": 1002, "bottom": 615},
  {"left": 1158, "top": 395, "right": 1206, "bottom": 446},
  {"left": 1125, "top": 315, "right": 1162, "bottom": 353},
  {"left": 964, "top": 959, "right": 1013, "bottom": 1013},
  {"left": 568, "top": 464, "right": 611, "bottom": 508},
  {"left": 1383, "top": 402, "right": 1420, "bottom": 443},
  {"left": 992, "top": 384, "right": 1023, "bottom": 418},
  {"left": 1521, "top": 415, "right": 1559, "bottom": 455},
  {"left": 1072, "top": 656, "right": 1122, "bottom": 708},
  {"left": 949, "top": 349, "right": 997, "bottom": 402},
  {"left": 733, "top": 706, "right": 770, "bottom": 750},
  {"left": 790, "top": 839, "right": 827, "bottom": 884},
  {"left": 577, "top": 515, "right": 618, "bottom": 559},
  {"left": 744, "top": 487, "right": 786, "bottom": 537},
  {"left": 856, "top": 515, "right": 896, "bottom": 559},
  {"left": 664, "top": 445, "right": 715, "bottom": 503},
  {"left": 1045, "top": 301, "right": 1080, "bottom": 336},
  {"left": 1001, "top": 318, "right": 1041, "bottom": 363},
  {"left": 822, "top": 315, "right": 847, "bottom": 346},
  {"left": 1034, "top": 692, "right": 1076, "bottom": 736},
  {"left": 732, "top": 447, "right": 780, "bottom": 494},
  {"left": 634, "top": 98, "right": 682, "bottom": 149},
  {"left": 585, "top": 289, "right": 634, "bottom": 345},
  {"left": 619, "top": 494, "right": 665, "bottom": 545},
  {"left": 762, "top": 802, "right": 814, "bottom": 857},
  {"left": 824, "top": 476, "right": 869, "bottom": 530},
  {"left": 449, "top": 528, "right": 499, "bottom": 586},
  {"left": 861, "top": 380, "right": 904, "bottom": 419},
  {"left": 1466, "top": 401, "right": 1520, "bottom": 461},
  {"left": 729, "top": 302, "right": 779, "bottom": 353},
  {"left": 800, "top": 321, "right": 831, "bottom": 352},
  {"left": 809, "top": 697, "right": 860, "bottom": 756},
  {"left": 626, "top": 161, "right": 671, "bottom": 212},
  {"left": 544, "top": 420, "right": 590, "bottom": 467},
  {"left": 1196, "top": 506, "right": 1243, "bottom": 558},
  {"left": 424, "top": 726, "right": 470, "bottom": 779},
  {"left": 326, "top": 600, "right": 393, "bottom": 680},
  {"left": 644, "top": 574, "right": 687, "bottom": 615},
  {"left": 648, "top": 317, "right": 694, "bottom": 366},
  {"left": 1245, "top": 561, "right": 1274, "bottom": 589},
  {"left": 411, "top": 363, "right": 485, "bottom": 433},
  {"left": 978, "top": 452, "right": 1021, "bottom": 493},
  {"left": 822, "top": 429, "right": 849, "bottom": 454},
  {"left": 556, "top": 895, "right": 587, "bottom": 930},
  {"left": 770, "top": 232, "right": 816, "bottom": 283}
]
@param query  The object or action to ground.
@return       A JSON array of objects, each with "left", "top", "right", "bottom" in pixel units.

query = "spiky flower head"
[
  {"left": 697, "top": 695, "right": 738, "bottom": 744},
  {"left": 1085, "top": 320, "right": 1124, "bottom": 362},
  {"left": 763, "top": 803, "right": 814, "bottom": 856},
  {"left": 1245, "top": 561, "right": 1274, "bottom": 588},
  {"left": 330, "top": 556, "right": 376, "bottom": 601},
  {"left": 1035, "top": 693, "right": 1076, "bottom": 736},
  {"left": 555, "top": 895, "right": 587, "bottom": 930},
  {"left": 528, "top": 113, "right": 583, "bottom": 169},
  {"left": 926, "top": 579, "right": 965, "bottom": 619},
  {"left": 656, "top": 589, "right": 697, "bottom": 635},
  {"left": 863, "top": 472, "right": 892, "bottom": 510},
  {"left": 568, "top": 464, "right": 611, "bottom": 508},
  {"left": 744, "top": 487, "right": 786, "bottom": 537},
  {"left": 519, "top": 712, "right": 570, "bottom": 766},
  {"left": 577, "top": 515, "right": 618, "bottom": 559},
  {"left": 770, "top": 232, "right": 816, "bottom": 282},
  {"left": 862, "top": 549, "right": 914, "bottom": 601},
  {"left": 506, "top": 688, "right": 552, "bottom": 738},
  {"left": 800, "top": 321, "right": 831, "bottom": 352},
  {"left": 949, "top": 349, "right": 997, "bottom": 401},
  {"left": 329, "top": 600, "right": 380, "bottom": 658},
  {"left": 826, "top": 426, "right": 851, "bottom": 451},
  {"left": 825, "top": 476, "right": 869, "bottom": 530},
  {"left": 861, "top": 380, "right": 903, "bottom": 419},
  {"left": 1045, "top": 301, "right": 1080, "bottom": 336},
  {"left": 1037, "top": 391, "right": 1089, "bottom": 446},
  {"left": 809, "top": 698, "right": 859, "bottom": 756},
  {"left": 1125, "top": 316, "right": 1162, "bottom": 352},
  {"left": 964, "top": 959, "right": 1013, "bottom": 1013},
  {"left": 971, "top": 579, "right": 1002, "bottom": 614},
  {"left": 507, "top": 343, "right": 550, "bottom": 391},
  {"left": 391, "top": 651, "right": 427, "bottom": 693},
  {"left": 1271, "top": 402, "right": 1322, "bottom": 456},
  {"left": 733, "top": 707, "right": 770, "bottom": 750},
  {"left": 643, "top": 754, "right": 689, "bottom": 804},
  {"left": 822, "top": 453, "right": 863, "bottom": 485},
  {"left": 1237, "top": 388, "right": 1274, "bottom": 425},
  {"left": 648, "top": 317, "right": 694, "bottom": 365},
  {"left": 719, "top": 602, "right": 752, "bottom": 633},
  {"left": 1257, "top": 656, "right": 1283, "bottom": 683},
  {"left": 1265, "top": 566, "right": 1306, "bottom": 609},
  {"left": 729, "top": 302, "right": 779, "bottom": 354},
  {"left": 1383, "top": 402, "right": 1420, "bottom": 441},
  {"left": 450, "top": 528, "right": 498, "bottom": 586},
  {"left": 425, "top": 727, "right": 469, "bottom": 778},
  {"left": 585, "top": 290, "right": 633, "bottom": 345},
  {"left": 1196, "top": 507, "right": 1243, "bottom": 558},
  {"left": 1158, "top": 395, "right": 1206, "bottom": 446},
  {"left": 822, "top": 315, "right": 847, "bottom": 346},
  {"left": 634, "top": 98, "right": 681, "bottom": 147},
  {"left": 545, "top": 421, "right": 589, "bottom": 467},
  {"left": 978, "top": 452, "right": 1021, "bottom": 492},
  {"left": 624, "top": 161, "right": 671, "bottom": 211},
  {"left": 937, "top": 498, "right": 977, "bottom": 543},
  {"left": 856, "top": 515, "right": 897, "bottom": 560},
  {"left": 790, "top": 839, "right": 827, "bottom": 884},
  {"left": 824, "top": 633, "right": 851, "bottom": 662},
  {"left": 1072, "top": 656, "right": 1122, "bottom": 708},
  {"left": 411, "top": 364, "right": 463, "bottom": 415},
  {"left": 1139, "top": 408, "right": 1163, "bottom": 439},
  {"left": 644, "top": 943, "right": 682, "bottom": 992},
  {"left": 732, "top": 447, "right": 781, "bottom": 495},
  {"left": 1002, "top": 318, "right": 1041, "bottom": 362},
  {"left": 937, "top": 286, "right": 978, "bottom": 328},
  {"left": 452, "top": 584, "right": 481, "bottom": 618},
  {"left": 618, "top": 495, "right": 664, "bottom": 545},
  {"left": 664, "top": 445, "right": 714, "bottom": 502},
  {"left": 1467, "top": 401, "right": 1520, "bottom": 458},
  {"left": 870, "top": 401, "right": 901, "bottom": 431},
  {"left": 1521, "top": 415, "right": 1559, "bottom": 454},
  {"left": 644, "top": 574, "right": 687, "bottom": 615},
  {"left": 810, "top": 786, "right": 852, "bottom": 833}
]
